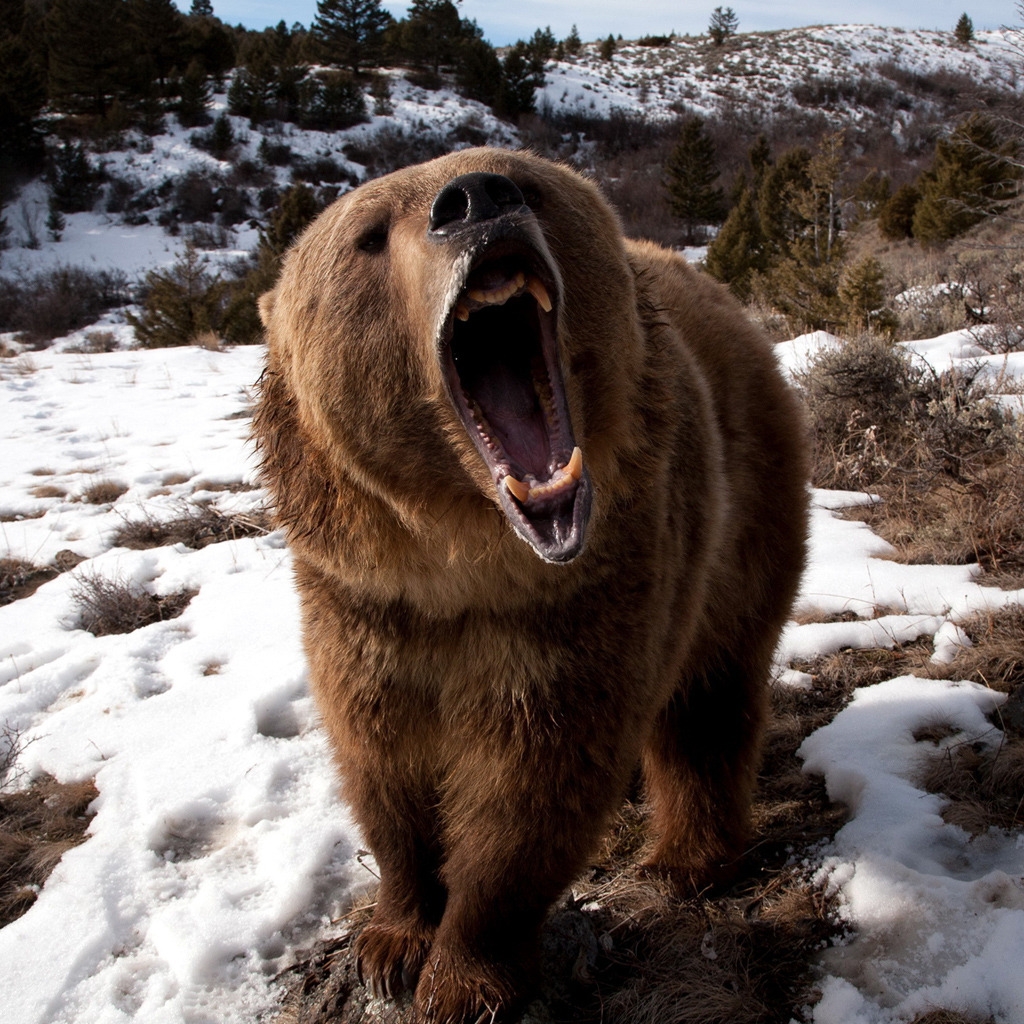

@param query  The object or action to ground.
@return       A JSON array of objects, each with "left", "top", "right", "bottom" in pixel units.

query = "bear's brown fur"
[{"left": 254, "top": 148, "right": 808, "bottom": 1024}]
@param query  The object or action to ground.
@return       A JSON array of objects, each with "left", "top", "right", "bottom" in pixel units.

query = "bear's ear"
[{"left": 258, "top": 289, "right": 277, "bottom": 328}]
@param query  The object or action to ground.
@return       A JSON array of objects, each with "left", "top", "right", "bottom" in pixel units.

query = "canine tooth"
[
  {"left": 527, "top": 276, "right": 553, "bottom": 313},
  {"left": 566, "top": 447, "right": 583, "bottom": 481},
  {"left": 504, "top": 475, "right": 531, "bottom": 503},
  {"left": 455, "top": 303, "right": 469, "bottom": 321}
]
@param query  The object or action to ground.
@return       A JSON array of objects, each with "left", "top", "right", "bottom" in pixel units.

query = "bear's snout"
[{"left": 428, "top": 172, "right": 528, "bottom": 237}]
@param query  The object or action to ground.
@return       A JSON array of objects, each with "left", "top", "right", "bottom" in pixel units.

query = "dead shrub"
[
  {"left": 112, "top": 502, "right": 270, "bottom": 551},
  {"left": 0, "top": 773, "right": 98, "bottom": 927},
  {"left": 0, "top": 265, "right": 132, "bottom": 346},
  {"left": 79, "top": 479, "right": 128, "bottom": 504},
  {"left": 63, "top": 329, "right": 120, "bottom": 354},
  {"left": 71, "top": 572, "right": 195, "bottom": 636},
  {"left": 0, "top": 558, "right": 59, "bottom": 606}
]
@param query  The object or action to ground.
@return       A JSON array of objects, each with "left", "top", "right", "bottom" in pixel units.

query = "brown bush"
[{"left": 71, "top": 572, "right": 195, "bottom": 636}]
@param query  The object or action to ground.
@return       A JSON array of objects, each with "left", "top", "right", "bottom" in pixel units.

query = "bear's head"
[{"left": 258, "top": 149, "right": 646, "bottom": 569}]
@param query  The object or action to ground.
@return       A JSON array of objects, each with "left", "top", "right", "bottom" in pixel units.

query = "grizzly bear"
[{"left": 254, "top": 148, "right": 808, "bottom": 1023}]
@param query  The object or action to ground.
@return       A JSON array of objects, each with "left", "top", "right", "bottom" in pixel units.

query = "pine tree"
[
  {"left": 313, "top": 0, "right": 393, "bottom": 74},
  {"left": 954, "top": 13, "right": 974, "bottom": 44},
  {"left": 177, "top": 59, "right": 212, "bottom": 127},
  {"left": 404, "top": 0, "right": 464, "bottom": 75},
  {"left": 455, "top": 36, "right": 502, "bottom": 107},
  {"left": 222, "top": 185, "right": 323, "bottom": 344},
  {"left": 665, "top": 116, "right": 725, "bottom": 243},
  {"left": 499, "top": 41, "right": 543, "bottom": 117},
  {"left": 45, "top": 0, "right": 132, "bottom": 117},
  {"left": 708, "top": 6, "right": 738, "bottom": 46},
  {"left": 0, "top": 2, "right": 46, "bottom": 179},
  {"left": 877, "top": 182, "right": 921, "bottom": 240},
  {"left": 760, "top": 133, "right": 849, "bottom": 332},
  {"left": 189, "top": 0, "right": 213, "bottom": 16},
  {"left": 704, "top": 187, "right": 767, "bottom": 300},
  {"left": 564, "top": 24, "right": 582, "bottom": 56},
  {"left": 599, "top": 34, "right": 615, "bottom": 60},
  {"left": 128, "top": 242, "right": 227, "bottom": 348},
  {"left": 839, "top": 256, "right": 896, "bottom": 336},
  {"left": 912, "top": 115, "right": 1021, "bottom": 246},
  {"left": 127, "top": 0, "right": 187, "bottom": 94}
]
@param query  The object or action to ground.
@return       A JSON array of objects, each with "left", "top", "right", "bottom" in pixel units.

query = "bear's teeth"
[
  {"left": 455, "top": 303, "right": 469, "bottom": 321},
  {"left": 504, "top": 475, "right": 531, "bottom": 503},
  {"left": 503, "top": 448, "right": 583, "bottom": 506},
  {"left": 527, "top": 276, "right": 553, "bottom": 313},
  {"left": 566, "top": 446, "right": 583, "bottom": 481},
  {"left": 467, "top": 272, "right": 526, "bottom": 308}
]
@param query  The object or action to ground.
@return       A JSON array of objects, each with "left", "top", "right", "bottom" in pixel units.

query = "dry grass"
[
  {"left": 79, "top": 478, "right": 129, "bottom": 505},
  {"left": 112, "top": 502, "right": 271, "bottom": 551},
  {"left": 71, "top": 571, "right": 196, "bottom": 636},
  {"left": 0, "top": 774, "right": 98, "bottom": 927}
]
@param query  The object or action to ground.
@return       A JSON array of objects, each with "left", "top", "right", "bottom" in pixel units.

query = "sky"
[{"left": 187, "top": 0, "right": 1021, "bottom": 46}]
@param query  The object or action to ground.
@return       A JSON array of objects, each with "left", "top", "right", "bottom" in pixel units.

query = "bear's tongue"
[{"left": 454, "top": 325, "right": 551, "bottom": 478}]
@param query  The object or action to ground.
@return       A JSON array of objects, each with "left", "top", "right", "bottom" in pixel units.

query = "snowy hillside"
[{"left": 540, "top": 25, "right": 1021, "bottom": 123}]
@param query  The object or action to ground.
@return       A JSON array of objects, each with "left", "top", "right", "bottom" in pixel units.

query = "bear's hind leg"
[{"left": 642, "top": 648, "right": 769, "bottom": 894}]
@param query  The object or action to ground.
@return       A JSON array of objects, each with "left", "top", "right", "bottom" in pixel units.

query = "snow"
[
  {"left": 2, "top": 25, "right": 1023, "bottom": 1024},
  {"left": 2, "top": 314, "right": 1021, "bottom": 1024}
]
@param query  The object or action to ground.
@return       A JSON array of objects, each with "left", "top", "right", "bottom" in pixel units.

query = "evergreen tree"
[
  {"left": 664, "top": 116, "right": 725, "bottom": 242},
  {"left": 186, "top": 10, "right": 236, "bottom": 81},
  {"left": 47, "top": 141, "right": 100, "bottom": 213},
  {"left": 128, "top": 242, "right": 227, "bottom": 348},
  {"left": 708, "top": 6, "right": 738, "bottom": 46},
  {"left": 761, "top": 133, "right": 848, "bottom": 331},
  {"left": 45, "top": 0, "right": 132, "bottom": 117},
  {"left": 177, "top": 58, "right": 212, "bottom": 127},
  {"left": 222, "top": 184, "right": 323, "bottom": 344},
  {"left": 839, "top": 255, "right": 897, "bottom": 337},
  {"left": 877, "top": 182, "right": 921, "bottom": 240},
  {"left": 455, "top": 36, "right": 502, "bottom": 107},
  {"left": 403, "top": 0, "right": 465, "bottom": 75},
  {"left": 527, "top": 26, "right": 557, "bottom": 63},
  {"left": 228, "top": 33, "right": 278, "bottom": 123},
  {"left": 912, "top": 115, "right": 1021, "bottom": 246},
  {"left": 704, "top": 187, "right": 767, "bottom": 300},
  {"left": 599, "top": 34, "right": 615, "bottom": 60},
  {"left": 127, "top": 0, "right": 187, "bottom": 94},
  {"left": 564, "top": 24, "right": 582, "bottom": 56},
  {"left": 954, "top": 13, "right": 974, "bottom": 44},
  {"left": 313, "top": 0, "right": 393, "bottom": 75},
  {"left": 498, "top": 41, "right": 544, "bottom": 117},
  {"left": 190, "top": 0, "right": 214, "bottom": 15},
  {"left": 0, "top": 1, "right": 46, "bottom": 181},
  {"left": 300, "top": 70, "right": 368, "bottom": 130}
]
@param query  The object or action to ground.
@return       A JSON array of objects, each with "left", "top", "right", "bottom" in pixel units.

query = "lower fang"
[
  {"left": 504, "top": 475, "right": 530, "bottom": 503},
  {"left": 455, "top": 303, "right": 469, "bottom": 321}
]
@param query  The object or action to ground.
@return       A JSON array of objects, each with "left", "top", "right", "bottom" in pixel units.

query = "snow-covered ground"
[{"left": 1, "top": 329, "right": 1022, "bottom": 1024}]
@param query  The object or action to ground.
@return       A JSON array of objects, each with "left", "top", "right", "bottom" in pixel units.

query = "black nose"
[{"left": 428, "top": 172, "right": 526, "bottom": 235}]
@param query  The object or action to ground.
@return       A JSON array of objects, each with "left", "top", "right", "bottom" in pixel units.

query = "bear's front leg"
[
  {"left": 412, "top": 741, "right": 623, "bottom": 1024},
  {"left": 345, "top": 766, "right": 446, "bottom": 999}
]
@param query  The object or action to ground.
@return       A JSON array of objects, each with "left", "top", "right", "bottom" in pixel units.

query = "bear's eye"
[
  {"left": 520, "top": 185, "right": 543, "bottom": 211},
  {"left": 357, "top": 224, "right": 389, "bottom": 254}
]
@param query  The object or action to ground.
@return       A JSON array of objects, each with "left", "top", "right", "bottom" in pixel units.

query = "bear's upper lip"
[{"left": 440, "top": 237, "right": 591, "bottom": 564}]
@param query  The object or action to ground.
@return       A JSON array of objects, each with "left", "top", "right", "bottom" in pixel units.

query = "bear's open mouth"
[{"left": 442, "top": 244, "right": 590, "bottom": 563}]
